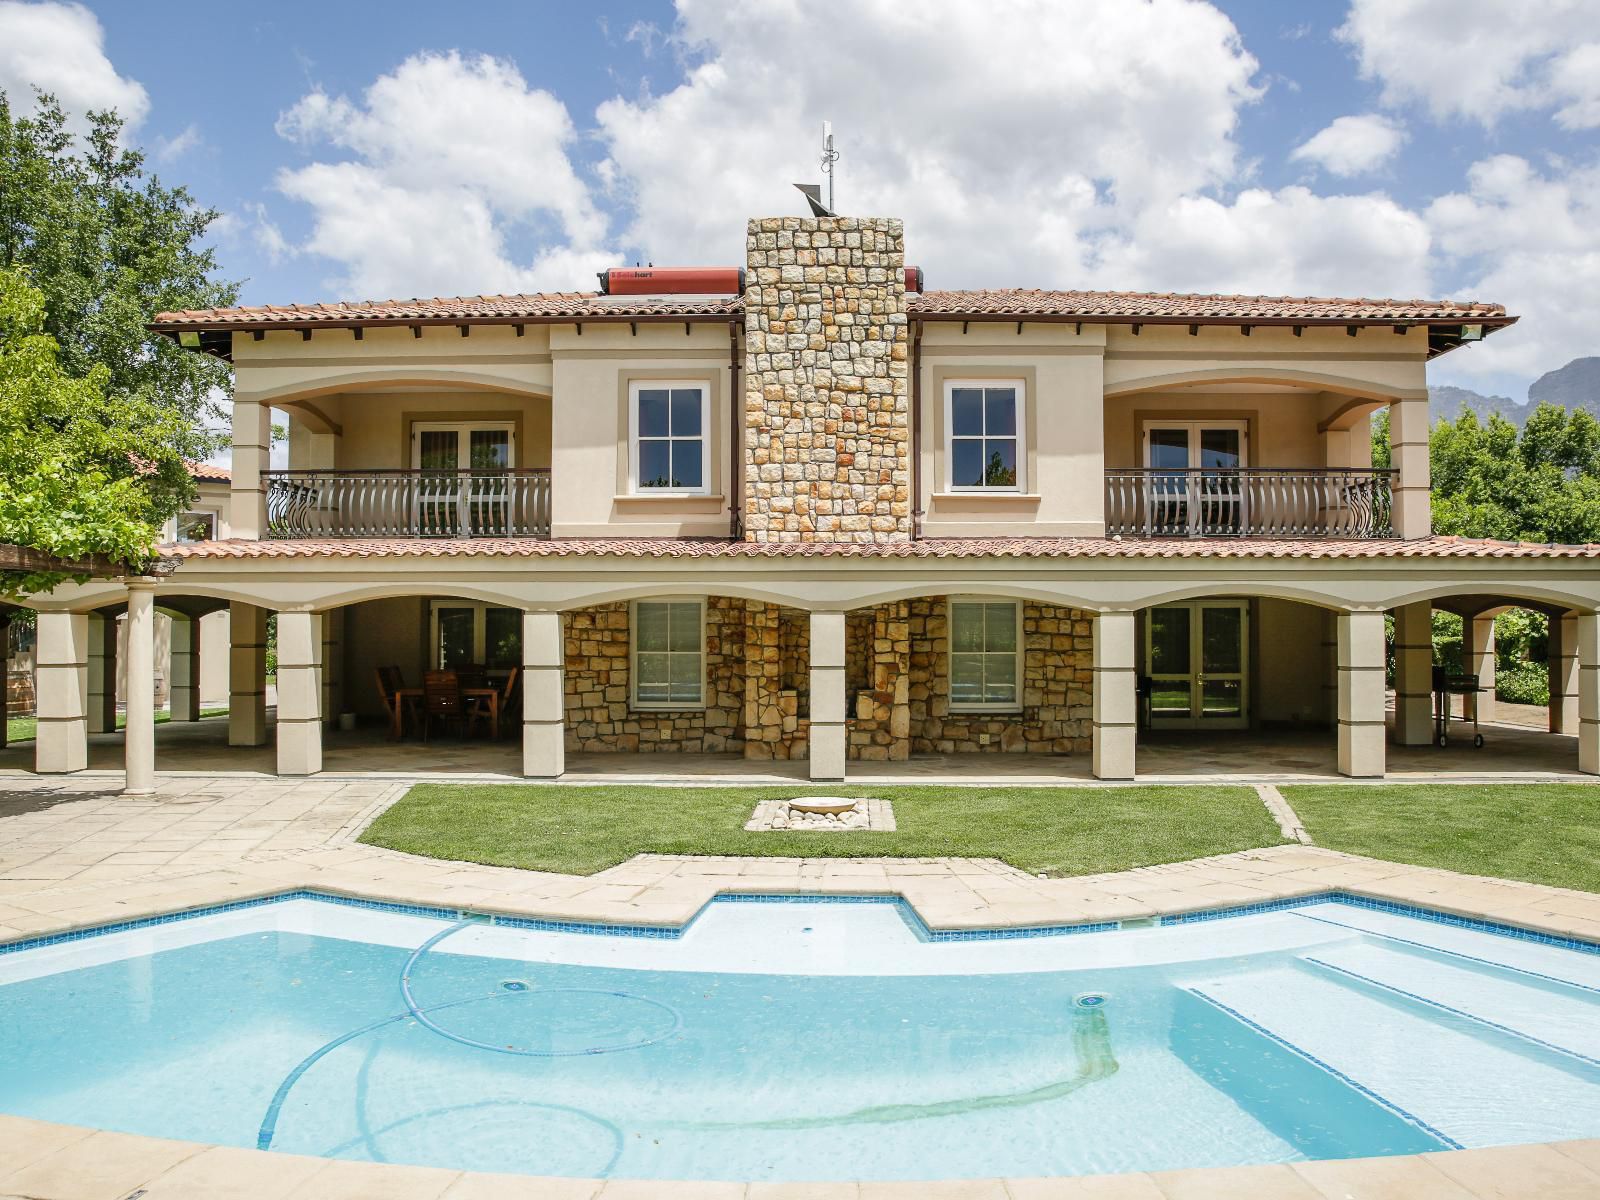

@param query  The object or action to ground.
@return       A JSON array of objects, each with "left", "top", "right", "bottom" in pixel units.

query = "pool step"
[
  {"left": 1301, "top": 942, "right": 1600, "bottom": 1067},
  {"left": 1186, "top": 964, "right": 1600, "bottom": 1149}
]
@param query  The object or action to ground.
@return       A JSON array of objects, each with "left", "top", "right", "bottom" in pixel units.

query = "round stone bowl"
[{"left": 785, "top": 796, "right": 858, "bottom": 816}]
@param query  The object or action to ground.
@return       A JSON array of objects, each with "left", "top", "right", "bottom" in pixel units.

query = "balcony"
[
  {"left": 264, "top": 469, "right": 552, "bottom": 539},
  {"left": 1104, "top": 468, "right": 1395, "bottom": 539}
]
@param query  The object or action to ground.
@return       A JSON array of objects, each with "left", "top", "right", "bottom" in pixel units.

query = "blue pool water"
[{"left": 2, "top": 894, "right": 1600, "bottom": 1181}]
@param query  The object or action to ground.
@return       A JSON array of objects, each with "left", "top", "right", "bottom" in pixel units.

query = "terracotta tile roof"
[
  {"left": 150, "top": 288, "right": 1509, "bottom": 330},
  {"left": 185, "top": 459, "right": 230, "bottom": 483},
  {"left": 158, "top": 535, "right": 1600, "bottom": 562}
]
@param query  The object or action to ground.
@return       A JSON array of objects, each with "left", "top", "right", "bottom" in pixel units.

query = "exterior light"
[
  {"left": 177, "top": 331, "right": 202, "bottom": 348},
  {"left": 1459, "top": 324, "right": 1484, "bottom": 341}
]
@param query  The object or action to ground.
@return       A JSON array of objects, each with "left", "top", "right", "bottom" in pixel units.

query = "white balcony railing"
[{"left": 1104, "top": 468, "right": 1396, "bottom": 538}]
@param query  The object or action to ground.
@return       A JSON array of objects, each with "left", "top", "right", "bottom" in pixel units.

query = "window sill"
[
  {"left": 631, "top": 704, "right": 709, "bottom": 713},
  {"left": 614, "top": 493, "right": 725, "bottom": 504},
  {"left": 931, "top": 492, "right": 1041, "bottom": 505},
  {"left": 949, "top": 706, "right": 1024, "bottom": 716}
]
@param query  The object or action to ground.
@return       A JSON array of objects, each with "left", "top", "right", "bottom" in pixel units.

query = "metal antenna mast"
[{"left": 820, "top": 121, "right": 839, "bottom": 213}]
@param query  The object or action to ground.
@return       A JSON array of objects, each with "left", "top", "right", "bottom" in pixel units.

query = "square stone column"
[
  {"left": 1466, "top": 614, "right": 1496, "bottom": 722},
  {"left": 1388, "top": 396, "right": 1431, "bottom": 539},
  {"left": 35, "top": 611, "right": 89, "bottom": 774},
  {"left": 1579, "top": 612, "right": 1600, "bottom": 775},
  {"left": 1092, "top": 611, "right": 1137, "bottom": 780},
  {"left": 169, "top": 615, "right": 201, "bottom": 722},
  {"left": 1338, "top": 610, "right": 1387, "bottom": 778},
  {"left": 123, "top": 580, "right": 157, "bottom": 795},
  {"left": 1392, "top": 601, "right": 1434, "bottom": 746},
  {"left": 86, "top": 613, "right": 118, "bottom": 734},
  {"left": 231, "top": 397, "right": 271, "bottom": 540},
  {"left": 275, "top": 610, "right": 323, "bottom": 776},
  {"left": 808, "top": 611, "right": 847, "bottom": 782},
  {"left": 522, "top": 610, "right": 564, "bottom": 779},
  {"left": 229, "top": 602, "right": 269, "bottom": 747},
  {"left": 1549, "top": 612, "right": 1580, "bottom": 734}
]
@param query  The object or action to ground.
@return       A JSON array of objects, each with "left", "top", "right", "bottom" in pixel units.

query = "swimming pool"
[{"left": 2, "top": 891, "right": 1599, "bottom": 1182}]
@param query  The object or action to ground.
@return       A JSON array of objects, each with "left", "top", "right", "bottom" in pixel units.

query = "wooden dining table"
[{"left": 391, "top": 686, "right": 502, "bottom": 740}]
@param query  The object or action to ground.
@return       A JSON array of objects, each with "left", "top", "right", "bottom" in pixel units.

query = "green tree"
[
  {"left": 0, "top": 91, "right": 237, "bottom": 432},
  {"left": 0, "top": 268, "right": 200, "bottom": 593}
]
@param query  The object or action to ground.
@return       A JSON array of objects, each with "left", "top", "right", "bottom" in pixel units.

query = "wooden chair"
[
  {"left": 422, "top": 670, "right": 464, "bottom": 741},
  {"left": 468, "top": 666, "right": 519, "bottom": 739},
  {"left": 374, "top": 666, "right": 420, "bottom": 740}
]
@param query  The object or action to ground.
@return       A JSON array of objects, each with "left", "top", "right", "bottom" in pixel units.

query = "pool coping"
[{"left": 6, "top": 884, "right": 1600, "bottom": 1196}]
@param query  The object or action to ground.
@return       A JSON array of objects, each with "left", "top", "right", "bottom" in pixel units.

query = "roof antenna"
[{"left": 792, "top": 121, "right": 840, "bottom": 217}]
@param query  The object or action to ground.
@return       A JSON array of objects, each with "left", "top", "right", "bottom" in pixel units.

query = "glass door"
[
  {"left": 1143, "top": 422, "right": 1247, "bottom": 535},
  {"left": 413, "top": 423, "right": 515, "bottom": 537},
  {"left": 1145, "top": 601, "right": 1249, "bottom": 729}
]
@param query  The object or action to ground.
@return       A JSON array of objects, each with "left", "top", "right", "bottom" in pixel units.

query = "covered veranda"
[{"left": 17, "top": 539, "right": 1600, "bottom": 790}]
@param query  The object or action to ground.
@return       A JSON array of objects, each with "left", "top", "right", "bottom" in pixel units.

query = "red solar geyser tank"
[{"left": 597, "top": 266, "right": 926, "bottom": 294}]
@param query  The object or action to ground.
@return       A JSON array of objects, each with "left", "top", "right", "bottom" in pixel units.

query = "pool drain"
[
  {"left": 1073, "top": 992, "right": 1109, "bottom": 1009},
  {"left": 501, "top": 979, "right": 530, "bottom": 992}
]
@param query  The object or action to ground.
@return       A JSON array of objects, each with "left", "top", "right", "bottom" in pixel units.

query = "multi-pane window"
[
  {"left": 632, "top": 600, "right": 705, "bottom": 708},
  {"left": 948, "top": 599, "right": 1021, "bottom": 711},
  {"left": 948, "top": 382, "right": 1021, "bottom": 490},
  {"left": 632, "top": 382, "right": 708, "bottom": 493},
  {"left": 431, "top": 603, "right": 522, "bottom": 671}
]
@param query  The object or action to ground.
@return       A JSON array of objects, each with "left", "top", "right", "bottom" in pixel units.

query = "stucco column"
[
  {"left": 1579, "top": 613, "right": 1600, "bottom": 776},
  {"left": 1319, "top": 609, "right": 1338, "bottom": 728},
  {"left": 1466, "top": 614, "right": 1496, "bottom": 722},
  {"left": 1092, "top": 611, "right": 1137, "bottom": 781},
  {"left": 169, "top": 615, "right": 201, "bottom": 722},
  {"left": 808, "top": 611, "right": 847, "bottom": 782},
  {"left": 231, "top": 397, "right": 271, "bottom": 540},
  {"left": 275, "top": 610, "right": 323, "bottom": 776},
  {"left": 1388, "top": 396, "right": 1431, "bottom": 539},
  {"left": 1338, "top": 610, "right": 1387, "bottom": 778},
  {"left": 35, "top": 611, "right": 88, "bottom": 774},
  {"left": 0, "top": 614, "right": 9, "bottom": 748},
  {"left": 123, "top": 580, "right": 157, "bottom": 795},
  {"left": 1392, "top": 601, "right": 1434, "bottom": 746},
  {"left": 321, "top": 607, "right": 344, "bottom": 728},
  {"left": 1550, "top": 612, "right": 1580, "bottom": 735},
  {"left": 86, "top": 613, "right": 117, "bottom": 734},
  {"left": 229, "top": 602, "right": 269, "bottom": 747},
  {"left": 522, "top": 610, "right": 564, "bottom": 779}
]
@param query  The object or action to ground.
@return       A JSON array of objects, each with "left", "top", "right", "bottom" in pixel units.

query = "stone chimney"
[{"left": 742, "top": 217, "right": 910, "bottom": 542}]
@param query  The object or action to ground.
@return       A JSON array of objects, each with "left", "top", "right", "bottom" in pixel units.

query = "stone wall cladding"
[
  {"left": 843, "top": 597, "right": 1094, "bottom": 758},
  {"left": 743, "top": 216, "right": 910, "bottom": 543},
  {"left": 742, "top": 601, "right": 809, "bottom": 761},
  {"left": 562, "top": 599, "right": 745, "bottom": 754}
]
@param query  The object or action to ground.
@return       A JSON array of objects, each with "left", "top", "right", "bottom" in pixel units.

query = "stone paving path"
[{"left": 4, "top": 773, "right": 1600, "bottom": 1198}]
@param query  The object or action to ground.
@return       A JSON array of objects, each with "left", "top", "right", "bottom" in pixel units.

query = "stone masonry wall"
[
  {"left": 742, "top": 601, "right": 808, "bottom": 760},
  {"left": 743, "top": 216, "right": 910, "bottom": 542},
  {"left": 841, "top": 597, "right": 1093, "bottom": 758},
  {"left": 563, "top": 600, "right": 745, "bottom": 754}
]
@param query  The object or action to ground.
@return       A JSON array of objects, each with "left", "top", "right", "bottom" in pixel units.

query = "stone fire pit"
[{"left": 744, "top": 796, "right": 896, "bottom": 832}]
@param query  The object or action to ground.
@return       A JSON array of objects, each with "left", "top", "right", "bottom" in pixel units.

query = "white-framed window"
[
  {"left": 948, "top": 598, "right": 1022, "bottom": 712},
  {"left": 174, "top": 509, "right": 219, "bottom": 543},
  {"left": 946, "top": 380, "right": 1024, "bottom": 491},
  {"left": 629, "top": 381, "right": 710, "bottom": 495},
  {"left": 630, "top": 599, "right": 706, "bottom": 709},
  {"left": 412, "top": 421, "right": 517, "bottom": 471},
  {"left": 429, "top": 601, "right": 523, "bottom": 672}
]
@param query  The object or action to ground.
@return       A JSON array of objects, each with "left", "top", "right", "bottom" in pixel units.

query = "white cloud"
[
  {"left": 1289, "top": 114, "right": 1404, "bottom": 177},
  {"left": 1337, "top": 0, "right": 1600, "bottom": 127},
  {"left": 595, "top": 0, "right": 1261, "bottom": 282},
  {"left": 1425, "top": 155, "right": 1600, "bottom": 385},
  {"left": 154, "top": 123, "right": 201, "bottom": 163},
  {"left": 0, "top": 0, "right": 148, "bottom": 130},
  {"left": 273, "top": 51, "right": 615, "bottom": 298}
]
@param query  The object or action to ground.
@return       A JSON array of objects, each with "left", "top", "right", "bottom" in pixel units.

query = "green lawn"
[
  {"left": 1284, "top": 784, "right": 1600, "bottom": 894},
  {"left": 360, "top": 783, "right": 1284, "bottom": 877},
  {"left": 5, "top": 707, "right": 228, "bottom": 744}
]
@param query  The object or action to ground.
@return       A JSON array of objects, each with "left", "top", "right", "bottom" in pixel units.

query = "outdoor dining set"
[{"left": 373, "top": 665, "right": 519, "bottom": 741}]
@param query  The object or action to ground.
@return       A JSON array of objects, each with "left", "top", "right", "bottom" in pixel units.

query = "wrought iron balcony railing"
[
  {"left": 1104, "top": 468, "right": 1395, "bottom": 539},
  {"left": 264, "top": 469, "right": 552, "bottom": 539}
]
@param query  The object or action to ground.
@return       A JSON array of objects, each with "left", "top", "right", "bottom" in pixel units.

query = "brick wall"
[{"left": 742, "top": 216, "right": 910, "bottom": 543}]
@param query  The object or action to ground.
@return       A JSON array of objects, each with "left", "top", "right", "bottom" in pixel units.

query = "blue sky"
[{"left": 2, "top": 0, "right": 1598, "bottom": 401}]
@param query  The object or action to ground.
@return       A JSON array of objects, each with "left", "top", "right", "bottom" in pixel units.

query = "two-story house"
[{"left": 24, "top": 215, "right": 1600, "bottom": 793}]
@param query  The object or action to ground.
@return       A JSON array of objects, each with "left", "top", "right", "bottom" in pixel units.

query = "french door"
[
  {"left": 1145, "top": 601, "right": 1249, "bottom": 729},
  {"left": 1142, "top": 420, "right": 1247, "bottom": 536},
  {"left": 412, "top": 423, "right": 515, "bottom": 536}
]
